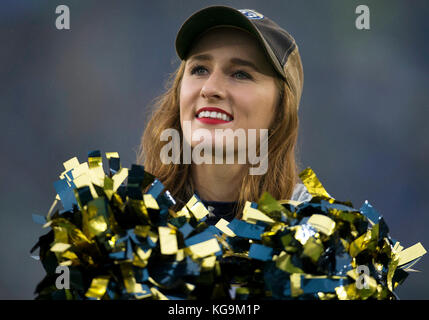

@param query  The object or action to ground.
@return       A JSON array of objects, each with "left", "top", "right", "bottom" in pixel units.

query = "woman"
[{"left": 138, "top": 6, "right": 311, "bottom": 225}]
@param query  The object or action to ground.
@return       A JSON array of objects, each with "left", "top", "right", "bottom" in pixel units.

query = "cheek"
[
  {"left": 259, "top": 86, "right": 278, "bottom": 127},
  {"left": 179, "top": 79, "right": 198, "bottom": 117},
  {"left": 237, "top": 87, "right": 277, "bottom": 128}
]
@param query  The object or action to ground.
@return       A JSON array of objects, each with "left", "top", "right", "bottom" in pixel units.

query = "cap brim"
[{"left": 175, "top": 6, "right": 286, "bottom": 79}]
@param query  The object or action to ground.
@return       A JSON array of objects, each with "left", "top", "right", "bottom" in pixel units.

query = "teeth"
[{"left": 197, "top": 110, "right": 232, "bottom": 121}]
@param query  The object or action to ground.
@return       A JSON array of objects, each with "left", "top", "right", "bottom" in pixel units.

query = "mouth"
[{"left": 195, "top": 107, "right": 233, "bottom": 124}]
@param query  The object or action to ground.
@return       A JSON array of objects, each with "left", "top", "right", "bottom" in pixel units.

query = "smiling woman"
[{"left": 137, "top": 6, "right": 309, "bottom": 224}]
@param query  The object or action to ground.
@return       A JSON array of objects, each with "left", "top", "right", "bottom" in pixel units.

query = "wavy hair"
[{"left": 137, "top": 46, "right": 304, "bottom": 217}]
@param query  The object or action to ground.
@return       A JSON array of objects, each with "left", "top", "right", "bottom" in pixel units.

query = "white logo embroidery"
[{"left": 239, "top": 9, "right": 264, "bottom": 20}]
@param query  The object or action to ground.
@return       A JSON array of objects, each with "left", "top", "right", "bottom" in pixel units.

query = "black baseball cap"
[{"left": 175, "top": 6, "right": 297, "bottom": 81}]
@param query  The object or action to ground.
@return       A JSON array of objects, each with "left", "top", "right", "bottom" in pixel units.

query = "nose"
[{"left": 200, "top": 69, "right": 226, "bottom": 100}]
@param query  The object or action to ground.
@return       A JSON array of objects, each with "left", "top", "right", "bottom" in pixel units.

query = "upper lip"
[{"left": 195, "top": 107, "right": 233, "bottom": 119}]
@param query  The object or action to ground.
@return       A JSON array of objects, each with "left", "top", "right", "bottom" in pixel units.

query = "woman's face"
[{"left": 179, "top": 26, "right": 280, "bottom": 152}]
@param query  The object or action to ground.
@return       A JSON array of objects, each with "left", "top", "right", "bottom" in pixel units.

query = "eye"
[
  {"left": 233, "top": 70, "right": 252, "bottom": 80},
  {"left": 190, "top": 65, "right": 208, "bottom": 76}
]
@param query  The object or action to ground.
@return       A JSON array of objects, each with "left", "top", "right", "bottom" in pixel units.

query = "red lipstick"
[{"left": 197, "top": 118, "right": 229, "bottom": 124}]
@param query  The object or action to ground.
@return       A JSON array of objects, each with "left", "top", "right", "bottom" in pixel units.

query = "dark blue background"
[{"left": 1, "top": 0, "right": 428, "bottom": 299}]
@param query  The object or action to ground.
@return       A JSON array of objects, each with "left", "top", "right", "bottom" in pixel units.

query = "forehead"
[{"left": 186, "top": 26, "right": 271, "bottom": 69}]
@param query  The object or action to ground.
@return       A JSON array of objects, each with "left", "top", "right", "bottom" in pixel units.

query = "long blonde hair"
[{"left": 137, "top": 46, "right": 304, "bottom": 217}]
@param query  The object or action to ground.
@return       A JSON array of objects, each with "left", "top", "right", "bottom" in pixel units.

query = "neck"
[{"left": 191, "top": 163, "right": 247, "bottom": 202}]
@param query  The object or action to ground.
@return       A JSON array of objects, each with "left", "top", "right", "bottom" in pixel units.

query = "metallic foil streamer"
[{"left": 31, "top": 152, "right": 426, "bottom": 300}]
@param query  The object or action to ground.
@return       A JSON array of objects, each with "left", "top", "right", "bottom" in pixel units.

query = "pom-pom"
[{"left": 31, "top": 151, "right": 426, "bottom": 300}]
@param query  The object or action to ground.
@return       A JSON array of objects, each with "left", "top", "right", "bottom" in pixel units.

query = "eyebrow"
[{"left": 188, "top": 54, "right": 261, "bottom": 73}]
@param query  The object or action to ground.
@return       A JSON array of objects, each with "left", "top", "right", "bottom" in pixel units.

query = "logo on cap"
[{"left": 239, "top": 9, "right": 264, "bottom": 20}]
